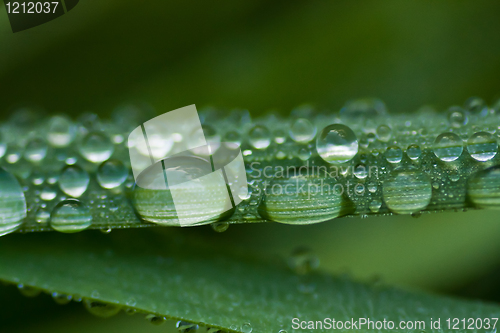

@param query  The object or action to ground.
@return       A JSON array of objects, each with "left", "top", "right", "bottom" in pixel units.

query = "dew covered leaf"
[{"left": 0, "top": 230, "right": 500, "bottom": 333}]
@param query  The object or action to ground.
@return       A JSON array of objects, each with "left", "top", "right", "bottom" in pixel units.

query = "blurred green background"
[{"left": 2, "top": 1, "right": 500, "bottom": 332}]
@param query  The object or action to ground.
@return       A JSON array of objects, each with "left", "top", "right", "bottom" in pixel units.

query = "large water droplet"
[
  {"left": 433, "top": 132, "right": 463, "bottom": 162},
  {"left": 382, "top": 167, "right": 432, "bottom": 214},
  {"left": 59, "top": 165, "right": 89, "bottom": 197},
  {"left": 50, "top": 199, "right": 92, "bottom": 233},
  {"left": 79, "top": 131, "right": 114, "bottom": 163},
  {"left": 258, "top": 170, "right": 350, "bottom": 224},
  {"left": 467, "top": 165, "right": 500, "bottom": 209},
  {"left": 24, "top": 137, "right": 48, "bottom": 162},
  {"left": 316, "top": 124, "right": 358, "bottom": 164},
  {"left": 83, "top": 299, "right": 121, "bottom": 318},
  {"left": 466, "top": 131, "right": 498, "bottom": 162},
  {"left": 289, "top": 118, "right": 316, "bottom": 143},
  {"left": 248, "top": 125, "right": 271, "bottom": 149},
  {"left": 47, "top": 116, "right": 75, "bottom": 148},
  {"left": 0, "top": 167, "right": 27, "bottom": 236},
  {"left": 97, "top": 159, "right": 128, "bottom": 189}
]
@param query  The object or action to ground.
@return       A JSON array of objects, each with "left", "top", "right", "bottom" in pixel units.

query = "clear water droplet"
[
  {"left": 83, "top": 299, "right": 121, "bottom": 318},
  {"left": 382, "top": 167, "right": 432, "bottom": 214},
  {"left": 369, "top": 200, "right": 382, "bottom": 213},
  {"left": 406, "top": 144, "right": 422, "bottom": 160},
  {"left": 0, "top": 167, "right": 27, "bottom": 237},
  {"left": 354, "top": 164, "right": 368, "bottom": 179},
  {"left": 433, "top": 132, "right": 463, "bottom": 162},
  {"left": 97, "top": 159, "right": 128, "bottom": 189},
  {"left": 24, "top": 137, "right": 48, "bottom": 162},
  {"left": 50, "top": 199, "right": 92, "bottom": 233},
  {"left": 47, "top": 116, "right": 75, "bottom": 147},
  {"left": 289, "top": 118, "right": 316, "bottom": 143},
  {"left": 316, "top": 124, "right": 358, "bottom": 164},
  {"left": 385, "top": 146, "right": 403, "bottom": 163},
  {"left": 59, "top": 165, "right": 89, "bottom": 198},
  {"left": 466, "top": 131, "right": 498, "bottom": 161},
  {"left": 273, "top": 129, "right": 287, "bottom": 144},
  {"left": 176, "top": 321, "right": 199, "bottom": 332},
  {"left": 146, "top": 315, "right": 167, "bottom": 325},
  {"left": 241, "top": 323, "right": 253, "bottom": 333},
  {"left": 35, "top": 207, "right": 50, "bottom": 224},
  {"left": 41, "top": 185, "right": 58, "bottom": 201},
  {"left": 224, "top": 130, "right": 241, "bottom": 145},
  {"left": 467, "top": 165, "right": 500, "bottom": 209},
  {"left": 248, "top": 125, "right": 271, "bottom": 149},
  {"left": 297, "top": 146, "right": 311, "bottom": 161},
  {"left": 376, "top": 124, "right": 392, "bottom": 142},
  {"left": 447, "top": 106, "right": 468, "bottom": 128},
  {"left": 79, "top": 131, "right": 114, "bottom": 163},
  {"left": 211, "top": 222, "right": 229, "bottom": 233},
  {"left": 464, "top": 96, "right": 487, "bottom": 116}
]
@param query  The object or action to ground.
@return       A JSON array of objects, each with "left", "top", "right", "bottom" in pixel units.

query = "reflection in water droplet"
[
  {"left": 47, "top": 116, "right": 75, "bottom": 148},
  {"left": 258, "top": 171, "right": 350, "bottom": 224},
  {"left": 406, "top": 144, "right": 422, "bottom": 161},
  {"left": 50, "top": 199, "right": 92, "bottom": 233},
  {"left": 248, "top": 125, "right": 271, "bottom": 149},
  {"left": 83, "top": 299, "right": 121, "bottom": 318},
  {"left": 385, "top": 146, "right": 403, "bottom": 164},
  {"left": 289, "top": 118, "right": 316, "bottom": 143},
  {"left": 97, "top": 159, "right": 128, "bottom": 189},
  {"left": 467, "top": 165, "right": 500, "bottom": 209},
  {"left": 0, "top": 168, "right": 27, "bottom": 237},
  {"left": 433, "top": 132, "right": 463, "bottom": 162},
  {"left": 176, "top": 321, "right": 199, "bottom": 332},
  {"left": 24, "top": 138, "right": 48, "bottom": 162},
  {"left": 316, "top": 124, "right": 358, "bottom": 164},
  {"left": 79, "top": 131, "right": 114, "bottom": 163},
  {"left": 382, "top": 167, "right": 432, "bottom": 214},
  {"left": 59, "top": 165, "right": 89, "bottom": 198},
  {"left": 466, "top": 131, "right": 498, "bottom": 162}
]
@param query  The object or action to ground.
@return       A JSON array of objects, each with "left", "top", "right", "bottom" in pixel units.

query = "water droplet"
[
  {"left": 287, "top": 247, "right": 319, "bottom": 275},
  {"left": 433, "top": 132, "right": 463, "bottom": 162},
  {"left": 382, "top": 167, "right": 432, "bottom": 214},
  {"left": 24, "top": 138, "right": 48, "bottom": 162},
  {"left": 224, "top": 130, "right": 241, "bottom": 145},
  {"left": 464, "top": 96, "right": 487, "bottom": 116},
  {"left": 79, "top": 131, "right": 114, "bottom": 163},
  {"left": 406, "top": 144, "right": 422, "bottom": 160},
  {"left": 258, "top": 171, "right": 350, "bottom": 224},
  {"left": 289, "top": 118, "right": 316, "bottom": 143},
  {"left": 83, "top": 299, "right": 121, "bottom": 318},
  {"left": 241, "top": 323, "right": 253, "bottom": 333},
  {"left": 297, "top": 146, "right": 311, "bottom": 161},
  {"left": 100, "top": 227, "right": 112, "bottom": 234},
  {"left": 353, "top": 164, "right": 368, "bottom": 180},
  {"left": 52, "top": 292, "right": 72, "bottom": 305},
  {"left": 447, "top": 106, "right": 468, "bottom": 128},
  {"left": 147, "top": 315, "right": 167, "bottom": 325},
  {"left": 50, "top": 199, "right": 92, "bottom": 233},
  {"left": 467, "top": 165, "right": 500, "bottom": 209},
  {"left": 17, "top": 284, "right": 41, "bottom": 297},
  {"left": 385, "top": 146, "right": 403, "bottom": 163},
  {"left": 59, "top": 165, "right": 89, "bottom": 198},
  {"left": 316, "top": 124, "right": 358, "bottom": 164},
  {"left": 97, "top": 159, "right": 128, "bottom": 189},
  {"left": 367, "top": 182, "right": 378, "bottom": 193},
  {"left": 466, "top": 131, "right": 498, "bottom": 161},
  {"left": 449, "top": 170, "right": 460, "bottom": 182},
  {"left": 47, "top": 116, "right": 76, "bottom": 147},
  {"left": 273, "top": 129, "right": 287, "bottom": 144},
  {"left": 248, "top": 125, "right": 271, "bottom": 149},
  {"left": 211, "top": 222, "right": 229, "bottom": 233},
  {"left": 176, "top": 321, "right": 199, "bottom": 332},
  {"left": 0, "top": 167, "right": 27, "bottom": 237},
  {"left": 35, "top": 207, "right": 50, "bottom": 224},
  {"left": 376, "top": 124, "right": 392, "bottom": 142},
  {"left": 340, "top": 98, "right": 387, "bottom": 120},
  {"left": 41, "top": 185, "right": 58, "bottom": 201},
  {"left": 369, "top": 200, "right": 382, "bottom": 213}
]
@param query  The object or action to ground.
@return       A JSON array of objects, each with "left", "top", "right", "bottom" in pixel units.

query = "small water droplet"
[
  {"left": 211, "top": 222, "right": 229, "bottom": 233},
  {"left": 466, "top": 131, "right": 498, "bottom": 161},
  {"left": 24, "top": 137, "right": 48, "bottom": 162},
  {"left": 79, "top": 131, "right": 114, "bottom": 163},
  {"left": 83, "top": 299, "right": 121, "bottom": 318},
  {"left": 369, "top": 200, "right": 382, "bottom": 213},
  {"left": 146, "top": 314, "right": 167, "bottom": 325},
  {"left": 385, "top": 146, "right": 403, "bottom": 163},
  {"left": 41, "top": 185, "right": 58, "bottom": 201},
  {"left": 47, "top": 116, "right": 75, "bottom": 148},
  {"left": 176, "top": 321, "right": 199, "bottom": 332},
  {"left": 52, "top": 292, "right": 72, "bottom": 305},
  {"left": 376, "top": 124, "right": 392, "bottom": 142},
  {"left": 316, "top": 124, "right": 358, "bottom": 164},
  {"left": 35, "top": 207, "right": 50, "bottom": 224},
  {"left": 433, "top": 132, "right": 463, "bottom": 162},
  {"left": 17, "top": 284, "right": 41, "bottom": 297},
  {"left": 0, "top": 167, "right": 27, "bottom": 237},
  {"left": 464, "top": 96, "right": 487, "bottom": 116},
  {"left": 248, "top": 125, "right": 271, "bottom": 149},
  {"left": 447, "top": 106, "right": 468, "bottom": 128},
  {"left": 59, "top": 165, "right": 89, "bottom": 198},
  {"left": 406, "top": 144, "right": 422, "bottom": 161},
  {"left": 297, "top": 146, "right": 311, "bottom": 161},
  {"left": 382, "top": 167, "right": 432, "bottom": 214},
  {"left": 97, "top": 159, "right": 128, "bottom": 189},
  {"left": 354, "top": 164, "right": 368, "bottom": 179},
  {"left": 289, "top": 118, "right": 316, "bottom": 143},
  {"left": 241, "top": 322, "right": 253, "bottom": 333},
  {"left": 50, "top": 199, "right": 92, "bottom": 233}
]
